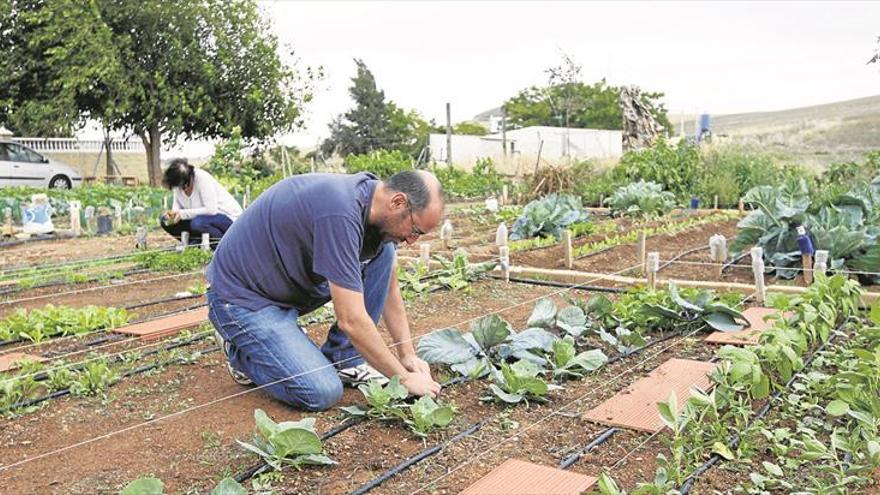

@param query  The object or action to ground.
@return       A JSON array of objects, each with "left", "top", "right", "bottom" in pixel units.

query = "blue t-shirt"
[{"left": 207, "top": 172, "right": 385, "bottom": 311}]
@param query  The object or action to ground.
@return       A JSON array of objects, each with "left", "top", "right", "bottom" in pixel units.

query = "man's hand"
[
  {"left": 401, "top": 371, "right": 441, "bottom": 398},
  {"left": 400, "top": 354, "right": 431, "bottom": 377}
]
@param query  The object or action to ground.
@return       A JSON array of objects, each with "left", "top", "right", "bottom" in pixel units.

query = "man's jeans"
[
  {"left": 206, "top": 244, "right": 395, "bottom": 411},
  {"left": 160, "top": 214, "right": 233, "bottom": 243}
]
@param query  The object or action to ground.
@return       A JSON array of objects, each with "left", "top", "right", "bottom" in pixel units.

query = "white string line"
[
  {"left": 660, "top": 258, "right": 880, "bottom": 278},
  {"left": 0, "top": 270, "right": 205, "bottom": 307},
  {"left": 410, "top": 326, "right": 707, "bottom": 495},
  {"left": 0, "top": 262, "right": 642, "bottom": 474},
  {"left": 411, "top": 288, "right": 757, "bottom": 493}
]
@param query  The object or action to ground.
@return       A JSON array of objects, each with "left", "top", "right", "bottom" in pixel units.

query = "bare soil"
[{"left": 0, "top": 230, "right": 174, "bottom": 268}]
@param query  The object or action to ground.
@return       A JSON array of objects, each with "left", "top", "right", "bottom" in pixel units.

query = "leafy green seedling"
[
  {"left": 406, "top": 395, "right": 456, "bottom": 437},
  {"left": 485, "top": 360, "right": 562, "bottom": 405},
  {"left": 211, "top": 477, "right": 247, "bottom": 495},
  {"left": 119, "top": 477, "right": 164, "bottom": 495},
  {"left": 237, "top": 409, "right": 335, "bottom": 471},
  {"left": 339, "top": 375, "right": 409, "bottom": 420},
  {"left": 549, "top": 336, "right": 608, "bottom": 378}
]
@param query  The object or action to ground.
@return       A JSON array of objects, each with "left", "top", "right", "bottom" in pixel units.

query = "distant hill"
[{"left": 672, "top": 95, "right": 880, "bottom": 169}]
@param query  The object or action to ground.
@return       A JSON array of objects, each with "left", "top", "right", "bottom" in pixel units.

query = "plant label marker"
[
  {"left": 751, "top": 246, "right": 766, "bottom": 304},
  {"left": 440, "top": 219, "right": 453, "bottom": 250},
  {"left": 499, "top": 246, "right": 510, "bottom": 282},
  {"left": 69, "top": 201, "right": 81, "bottom": 236},
  {"left": 114, "top": 205, "right": 122, "bottom": 226},
  {"left": 709, "top": 234, "right": 727, "bottom": 278},
  {"left": 136, "top": 227, "right": 148, "bottom": 250},
  {"left": 738, "top": 197, "right": 745, "bottom": 213},
  {"left": 637, "top": 230, "right": 647, "bottom": 275},
  {"left": 495, "top": 222, "right": 508, "bottom": 248},
  {"left": 419, "top": 243, "right": 430, "bottom": 266},
  {"left": 502, "top": 184, "right": 509, "bottom": 205},
  {"left": 562, "top": 229, "right": 573, "bottom": 269},
  {"left": 201, "top": 233, "right": 211, "bottom": 251},
  {"left": 713, "top": 195, "right": 719, "bottom": 210},
  {"left": 178, "top": 231, "right": 190, "bottom": 251},
  {"left": 84, "top": 206, "right": 96, "bottom": 233},
  {"left": 646, "top": 251, "right": 660, "bottom": 289},
  {"left": 814, "top": 250, "right": 829, "bottom": 276}
]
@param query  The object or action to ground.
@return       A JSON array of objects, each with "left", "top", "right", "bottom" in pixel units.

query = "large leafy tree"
[
  {"left": 0, "top": 0, "right": 315, "bottom": 185},
  {"left": 503, "top": 79, "right": 671, "bottom": 132},
  {"left": 322, "top": 59, "right": 439, "bottom": 159}
]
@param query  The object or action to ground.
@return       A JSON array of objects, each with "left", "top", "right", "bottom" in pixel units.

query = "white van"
[{"left": 0, "top": 141, "right": 83, "bottom": 189}]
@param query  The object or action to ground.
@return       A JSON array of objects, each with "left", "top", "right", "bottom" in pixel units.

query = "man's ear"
[{"left": 390, "top": 192, "right": 408, "bottom": 210}]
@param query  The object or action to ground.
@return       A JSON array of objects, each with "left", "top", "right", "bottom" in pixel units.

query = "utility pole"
[{"left": 446, "top": 102, "right": 452, "bottom": 166}]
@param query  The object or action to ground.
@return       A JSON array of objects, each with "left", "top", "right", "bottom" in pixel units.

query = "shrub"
[
  {"left": 616, "top": 138, "right": 700, "bottom": 200},
  {"left": 607, "top": 180, "right": 676, "bottom": 218},
  {"left": 345, "top": 149, "right": 411, "bottom": 178}
]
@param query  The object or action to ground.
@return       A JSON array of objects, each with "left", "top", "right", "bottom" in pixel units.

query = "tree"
[
  {"left": 502, "top": 53, "right": 671, "bottom": 133},
  {"left": 870, "top": 36, "right": 880, "bottom": 65},
  {"left": 1, "top": 0, "right": 316, "bottom": 185},
  {"left": 453, "top": 121, "right": 488, "bottom": 136},
  {"left": 321, "top": 59, "right": 439, "bottom": 159}
]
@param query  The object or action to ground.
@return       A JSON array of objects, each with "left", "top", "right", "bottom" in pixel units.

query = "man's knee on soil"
[{"left": 283, "top": 373, "right": 344, "bottom": 412}]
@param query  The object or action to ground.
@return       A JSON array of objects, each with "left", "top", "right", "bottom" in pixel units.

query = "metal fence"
[{"left": 9, "top": 137, "right": 141, "bottom": 153}]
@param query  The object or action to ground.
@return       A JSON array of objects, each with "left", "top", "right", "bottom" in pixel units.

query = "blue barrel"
[
  {"left": 699, "top": 114, "right": 711, "bottom": 133},
  {"left": 690, "top": 196, "right": 700, "bottom": 209}
]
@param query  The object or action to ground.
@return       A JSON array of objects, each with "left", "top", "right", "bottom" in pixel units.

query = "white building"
[{"left": 429, "top": 125, "right": 623, "bottom": 175}]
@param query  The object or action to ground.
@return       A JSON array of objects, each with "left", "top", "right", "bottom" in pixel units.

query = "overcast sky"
[{"left": 259, "top": 0, "right": 880, "bottom": 149}]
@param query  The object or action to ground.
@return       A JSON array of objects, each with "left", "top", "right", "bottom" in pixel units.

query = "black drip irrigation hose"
[
  {"left": 2, "top": 332, "right": 215, "bottom": 412},
  {"left": 349, "top": 420, "right": 485, "bottom": 495},
  {"left": 678, "top": 324, "right": 845, "bottom": 494},
  {"left": 658, "top": 244, "right": 709, "bottom": 272},
  {"left": 721, "top": 252, "right": 750, "bottom": 273},
  {"left": 0, "top": 231, "right": 77, "bottom": 249},
  {"left": 499, "top": 276, "right": 627, "bottom": 294},
  {"left": 123, "top": 292, "right": 204, "bottom": 311},
  {"left": 559, "top": 427, "right": 619, "bottom": 469}
]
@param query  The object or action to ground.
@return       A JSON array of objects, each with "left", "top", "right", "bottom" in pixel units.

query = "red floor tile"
[{"left": 459, "top": 459, "right": 596, "bottom": 495}]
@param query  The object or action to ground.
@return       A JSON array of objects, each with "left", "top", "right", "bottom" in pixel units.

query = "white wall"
[{"left": 429, "top": 126, "right": 622, "bottom": 175}]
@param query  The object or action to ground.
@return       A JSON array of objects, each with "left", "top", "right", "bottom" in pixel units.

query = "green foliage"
[
  {"left": 237, "top": 409, "right": 335, "bottom": 471},
  {"left": 340, "top": 376, "right": 456, "bottom": 438},
  {"left": 0, "top": 304, "right": 128, "bottom": 342},
  {"left": 345, "top": 149, "right": 411, "bottom": 178},
  {"left": 211, "top": 478, "right": 247, "bottom": 495},
  {"left": 2, "top": 0, "right": 316, "bottom": 185},
  {"left": 0, "top": 184, "right": 166, "bottom": 222},
  {"left": 503, "top": 79, "right": 670, "bottom": 131},
  {"left": 69, "top": 358, "right": 118, "bottom": 397},
  {"left": 485, "top": 360, "right": 561, "bottom": 405},
  {"left": 606, "top": 180, "right": 676, "bottom": 219},
  {"left": 617, "top": 138, "right": 700, "bottom": 200},
  {"left": 322, "top": 59, "right": 436, "bottom": 158},
  {"left": 452, "top": 121, "right": 488, "bottom": 136},
  {"left": 119, "top": 477, "right": 164, "bottom": 495},
  {"left": 695, "top": 145, "right": 807, "bottom": 208},
  {"left": 431, "top": 158, "right": 509, "bottom": 199},
  {"left": 510, "top": 194, "right": 589, "bottom": 240},
  {"left": 133, "top": 249, "right": 213, "bottom": 273}
]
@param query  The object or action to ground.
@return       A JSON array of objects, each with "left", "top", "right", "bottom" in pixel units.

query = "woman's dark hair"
[{"left": 162, "top": 158, "right": 195, "bottom": 190}]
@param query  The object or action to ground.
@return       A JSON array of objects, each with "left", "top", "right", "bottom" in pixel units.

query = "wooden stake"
[
  {"left": 201, "top": 233, "right": 211, "bottom": 251},
  {"left": 69, "top": 201, "right": 81, "bottom": 236},
  {"left": 646, "top": 252, "right": 660, "bottom": 289},
  {"left": 637, "top": 230, "right": 647, "bottom": 275},
  {"left": 802, "top": 253, "right": 814, "bottom": 285},
  {"left": 562, "top": 229, "right": 573, "bottom": 269},
  {"left": 751, "top": 246, "right": 766, "bottom": 305},
  {"left": 738, "top": 198, "right": 745, "bottom": 213},
  {"left": 502, "top": 184, "right": 508, "bottom": 205},
  {"left": 420, "top": 243, "right": 430, "bottom": 266},
  {"left": 3, "top": 207, "right": 13, "bottom": 236},
  {"left": 499, "top": 246, "right": 510, "bottom": 282},
  {"left": 598, "top": 194, "right": 604, "bottom": 208},
  {"left": 713, "top": 195, "right": 719, "bottom": 210}
]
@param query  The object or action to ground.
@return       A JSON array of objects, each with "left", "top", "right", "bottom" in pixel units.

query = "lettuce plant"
[
  {"left": 607, "top": 180, "right": 676, "bottom": 219},
  {"left": 510, "top": 194, "right": 589, "bottom": 240},
  {"left": 549, "top": 336, "right": 608, "bottom": 378},
  {"left": 406, "top": 396, "right": 455, "bottom": 437},
  {"left": 237, "top": 409, "right": 335, "bottom": 471},
  {"left": 485, "top": 360, "right": 562, "bottom": 405}
]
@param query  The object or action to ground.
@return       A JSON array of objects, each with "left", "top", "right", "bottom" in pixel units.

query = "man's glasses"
[{"left": 406, "top": 199, "right": 426, "bottom": 238}]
